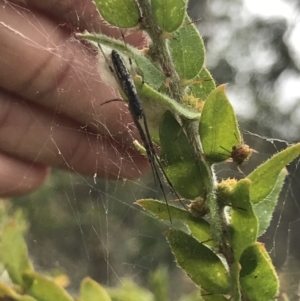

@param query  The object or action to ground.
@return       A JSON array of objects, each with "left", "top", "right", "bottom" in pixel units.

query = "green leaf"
[
  {"left": 80, "top": 277, "right": 111, "bottom": 301},
  {"left": 169, "top": 15, "right": 205, "bottom": 80},
  {"left": 136, "top": 78, "right": 201, "bottom": 117},
  {"left": 136, "top": 199, "right": 190, "bottom": 221},
  {"left": 134, "top": 79, "right": 201, "bottom": 141},
  {"left": 188, "top": 67, "right": 216, "bottom": 101},
  {"left": 133, "top": 53, "right": 165, "bottom": 89},
  {"left": 202, "top": 295, "right": 228, "bottom": 301},
  {"left": 254, "top": 168, "right": 287, "bottom": 236},
  {"left": 179, "top": 290, "right": 205, "bottom": 301},
  {"left": 0, "top": 221, "right": 33, "bottom": 286},
  {"left": 185, "top": 218, "right": 214, "bottom": 247},
  {"left": 166, "top": 230, "right": 230, "bottom": 294},
  {"left": 77, "top": 32, "right": 165, "bottom": 90},
  {"left": 23, "top": 271, "right": 73, "bottom": 301},
  {"left": 136, "top": 199, "right": 213, "bottom": 246},
  {"left": 152, "top": 0, "right": 187, "bottom": 33},
  {"left": 94, "top": 0, "right": 140, "bottom": 28},
  {"left": 19, "top": 296, "right": 38, "bottom": 301},
  {"left": 0, "top": 282, "right": 19, "bottom": 299},
  {"left": 247, "top": 143, "right": 300, "bottom": 204},
  {"left": 199, "top": 85, "right": 241, "bottom": 163},
  {"left": 106, "top": 278, "right": 154, "bottom": 301},
  {"left": 149, "top": 267, "right": 169, "bottom": 301},
  {"left": 160, "top": 111, "right": 207, "bottom": 198},
  {"left": 230, "top": 179, "right": 258, "bottom": 260},
  {"left": 0, "top": 281, "right": 36, "bottom": 301},
  {"left": 240, "top": 243, "right": 279, "bottom": 301}
]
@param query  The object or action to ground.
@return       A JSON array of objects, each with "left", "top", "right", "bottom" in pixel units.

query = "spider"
[{"left": 100, "top": 48, "right": 183, "bottom": 221}]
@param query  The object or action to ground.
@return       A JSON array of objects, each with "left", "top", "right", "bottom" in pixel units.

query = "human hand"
[{"left": 0, "top": 0, "right": 148, "bottom": 197}]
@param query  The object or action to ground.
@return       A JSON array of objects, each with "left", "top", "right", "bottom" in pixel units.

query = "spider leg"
[
  {"left": 100, "top": 98, "right": 123, "bottom": 106},
  {"left": 133, "top": 116, "right": 159, "bottom": 185},
  {"left": 142, "top": 113, "right": 189, "bottom": 212},
  {"left": 132, "top": 113, "right": 172, "bottom": 222}
]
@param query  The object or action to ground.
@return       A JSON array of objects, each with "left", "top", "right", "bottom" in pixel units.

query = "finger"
[
  {"left": 0, "top": 3, "right": 138, "bottom": 147},
  {"left": 0, "top": 152, "right": 50, "bottom": 197},
  {"left": 17, "top": 0, "right": 146, "bottom": 46},
  {"left": 23, "top": 0, "right": 105, "bottom": 33},
  {"left": 0, "top": 90, "right": 149, "bottom": 179}
]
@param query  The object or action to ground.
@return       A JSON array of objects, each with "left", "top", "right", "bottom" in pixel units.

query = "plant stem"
[
  {"left": 136, "top": 0, "right": 182, "bottom": 102},
  {"left": 137, "top": 0, "right": 222, "bottom": 245}
]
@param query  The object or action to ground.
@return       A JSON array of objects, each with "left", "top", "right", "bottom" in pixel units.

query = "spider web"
[{"left": 1, "top": 0, "right": 300, "bottom": 299}]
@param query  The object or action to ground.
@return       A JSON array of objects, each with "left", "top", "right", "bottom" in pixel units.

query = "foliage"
[
  {"left": 1, "top": 0, "right": 299, "bottom": 300},
  {"left": 78, "top": 0, "right": 300, "bottom": 300},
  {"left": 0, "top": 215, "right": 200, "bottom": 301}
]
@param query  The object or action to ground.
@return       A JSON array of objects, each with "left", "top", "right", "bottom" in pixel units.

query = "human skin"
[{"left": 0, "top": 0, "right": 149, "bottom": 197}]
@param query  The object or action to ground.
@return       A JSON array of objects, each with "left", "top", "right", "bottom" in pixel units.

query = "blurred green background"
[{"left": 6, "top": 0, "right": 300, "bottom": 300}]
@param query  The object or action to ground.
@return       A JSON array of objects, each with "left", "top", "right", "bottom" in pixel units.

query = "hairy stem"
[
  {"left": 137, "top": 0, "right": 222, "bottom": 245},
  {"left": 136, "top": 0, "right": 183, "bottom": 101}
]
